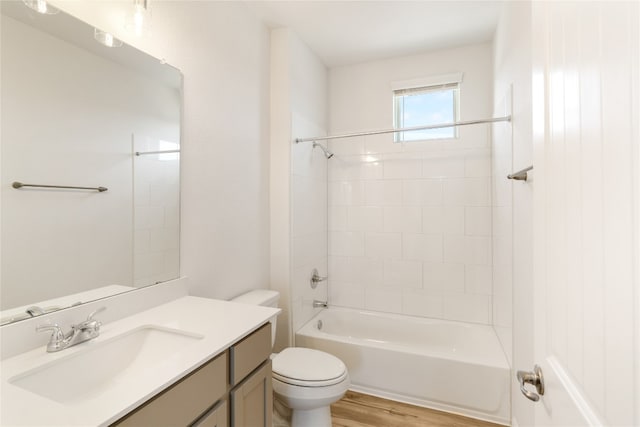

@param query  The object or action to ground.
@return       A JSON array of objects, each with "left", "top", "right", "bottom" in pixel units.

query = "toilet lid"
[{"left": 272, "top": 348, "right": 347, "bottom": 387}]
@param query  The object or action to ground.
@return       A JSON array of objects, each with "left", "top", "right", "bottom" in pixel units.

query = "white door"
[{"left": 526, "top": 1, "right": 639, "bottom": 426}]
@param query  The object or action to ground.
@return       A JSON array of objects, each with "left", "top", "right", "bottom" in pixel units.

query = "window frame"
[{"left": 391, "top": 73, "right": 463, "bottom": 143}]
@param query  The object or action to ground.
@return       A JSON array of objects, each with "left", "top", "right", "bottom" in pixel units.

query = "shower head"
[{"left": 313, "top": 141, "right": 334, "bottom": 159}]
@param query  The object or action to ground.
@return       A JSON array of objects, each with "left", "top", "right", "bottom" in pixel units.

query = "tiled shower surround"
[{"left": 327, "top": 131, "right": 493, "bottom": 324}]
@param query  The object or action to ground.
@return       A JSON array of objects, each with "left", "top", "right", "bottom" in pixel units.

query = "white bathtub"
[{"left": 295, "top": 308, "right": 510, "bottom": 425}]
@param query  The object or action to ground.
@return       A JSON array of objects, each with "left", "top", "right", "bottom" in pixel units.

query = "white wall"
[
  {"left": 1, "top": 15, "right": 178, "bottom": 309},
  {"left": 270, "top": 29, "right": 328, "bottom": 350},
  {"left": 48, "top": 1, "right": 272, "bottom": 300},
  {"left": 164, "top": 3, "right": 270, "bottom": 301},
  {"left": 327, "top": 44, "right": 494, "bottom": 324},
  {"left": 492, "top": 2, "right": 533, "bottom": 425}
]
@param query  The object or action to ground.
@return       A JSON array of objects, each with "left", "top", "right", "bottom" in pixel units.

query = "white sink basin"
[{"left": 9, "top": 325, "right": 204, "bottom": 404}]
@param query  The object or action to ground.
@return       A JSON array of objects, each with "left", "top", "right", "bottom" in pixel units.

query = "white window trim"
[{"left": 390, "top": 72, "right": 464, "bottom": 92}]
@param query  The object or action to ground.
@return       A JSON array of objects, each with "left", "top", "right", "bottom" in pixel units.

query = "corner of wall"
[{"left": 269, "top": 28, "right": 293, "bottom": 351}]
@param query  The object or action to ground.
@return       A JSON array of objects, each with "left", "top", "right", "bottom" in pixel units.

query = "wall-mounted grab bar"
[
  {"left": 12, "top": 181, "right": 108, "bottom": 192},
  {"left": 135, "top": 149, "right": 180, "bottom": 156},
  {"left": 507, "top": 165, "right": 533, "bottom": 181}
]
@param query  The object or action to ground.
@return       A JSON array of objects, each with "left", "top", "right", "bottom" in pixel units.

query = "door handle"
[{"left": 517, "top": 365, "right": 545, "bottom": 402}]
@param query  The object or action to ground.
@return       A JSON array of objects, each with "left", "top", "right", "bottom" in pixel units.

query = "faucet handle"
[
  {"left": 36, "top": 324, "right": 65, "bottom": 344},
  {"left": 86, "top": 306, "right": 106, "bottom": 321},
  {"left": 310, "top": 268, "right": 328, "bottom": 289},
  {"left": 74, "top": 306, "right": 105, "bottom": 333}
]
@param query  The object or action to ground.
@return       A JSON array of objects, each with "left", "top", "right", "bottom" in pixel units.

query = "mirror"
[{"left": 0, "top": 1, "right": 182, "bottom": 324}]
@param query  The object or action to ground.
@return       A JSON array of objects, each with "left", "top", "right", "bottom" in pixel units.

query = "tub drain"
[{"left": 317, "top": 320, "right": 323, "bottom": 330}]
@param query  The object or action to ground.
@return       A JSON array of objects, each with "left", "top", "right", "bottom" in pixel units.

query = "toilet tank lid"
[{"left": 230, "top": 289, "right": 280, "bottom": 307}]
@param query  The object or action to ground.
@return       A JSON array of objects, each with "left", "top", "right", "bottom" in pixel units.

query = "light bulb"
[
  {"left": 104, "top": 33, "right": 114, "bottom": 47},
  {"left": 126, "top": 0, "right": 151, "bottom": 36},
  {"left": 36, "top": 0, "right": 47, "bottom": 13}
]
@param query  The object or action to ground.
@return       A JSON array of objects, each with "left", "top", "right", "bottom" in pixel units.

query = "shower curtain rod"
[{"left": 295, "top": 115, "right": 511, "bottom": 144}]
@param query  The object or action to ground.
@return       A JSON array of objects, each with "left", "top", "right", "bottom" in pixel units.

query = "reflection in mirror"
[
  {"left": 133, "top": 138, "right": 180, "bottom": 286},
  {"left": 0, "top": 1, "right": 181, "bottom": 325}
]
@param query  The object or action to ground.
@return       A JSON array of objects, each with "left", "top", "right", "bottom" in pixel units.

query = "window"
[{"left": 392, "top": 76, "right": 461, "bottom": 142}]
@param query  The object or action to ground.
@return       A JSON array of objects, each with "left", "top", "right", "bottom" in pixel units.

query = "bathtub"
[{"left": 295, "top": 308, "right": 510, "bottom": 425}]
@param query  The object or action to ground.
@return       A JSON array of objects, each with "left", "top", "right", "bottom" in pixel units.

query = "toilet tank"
[{"left": 230, "top": 290, "right": 280, "bottom": 348}]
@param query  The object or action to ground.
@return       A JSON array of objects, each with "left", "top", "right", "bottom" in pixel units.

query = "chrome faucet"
[
  {"left": 312, "top": 300, "right": 328, "bottom": 308},
  {"left": 36, "top": 307, "right": 105, "bottom": 352}
]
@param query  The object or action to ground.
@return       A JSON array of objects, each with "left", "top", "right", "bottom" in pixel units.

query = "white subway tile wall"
[
  {"left": 328, "top": 134, "right": 493, "bottom": 324},
  {"left": 327, "top": 44, "right": 494, "bottom": 325},
  {"left": 133, "top": 136, "right": 180, "bottom": 287}
]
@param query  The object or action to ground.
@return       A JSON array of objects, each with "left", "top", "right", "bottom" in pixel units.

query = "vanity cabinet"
[
  {"left": 111, "top": 351, "right": 228, "bottom": 427},
  {"left": 229, "top": 323, "right": 272, "bottom": 427},
  {"left": 110, "top": 323, "right": 271, "bottom": 427}
]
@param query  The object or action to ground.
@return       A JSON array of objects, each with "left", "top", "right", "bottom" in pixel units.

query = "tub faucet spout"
[{"left": 313, "top": 300, "right": 328, "bottom": 308}]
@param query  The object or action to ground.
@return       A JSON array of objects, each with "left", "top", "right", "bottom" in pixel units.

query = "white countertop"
[{"left": 0, "top": 296, "right": 280, "bottom": 426}]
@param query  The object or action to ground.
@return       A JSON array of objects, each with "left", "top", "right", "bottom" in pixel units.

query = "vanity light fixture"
[
  {"left": 94, "top": 28, "right": 123, "bottom": 48},
  {"left": 22, "top": 0, "right": 59, "bottom": 15},
  {"left": 125, "top": 0, "right": 151, "bottom": 36}
]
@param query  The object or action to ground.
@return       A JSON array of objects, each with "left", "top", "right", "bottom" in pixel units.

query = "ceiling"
[{"left": 244, "top": 1, "right": 503, "bottom": 68}]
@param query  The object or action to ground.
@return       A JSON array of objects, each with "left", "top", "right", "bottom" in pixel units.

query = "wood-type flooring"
[{"left": 330, "top": 391, "right": 505, "bottom": 427}]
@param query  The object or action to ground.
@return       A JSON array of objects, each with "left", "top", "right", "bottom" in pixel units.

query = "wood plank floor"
[{"left": 331, "top": 391, "right": 504, "bottom": 427}]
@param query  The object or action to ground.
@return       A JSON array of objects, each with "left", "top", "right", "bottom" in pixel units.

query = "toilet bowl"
[
  {"left": 272, "top": 347, "right": 350, "bottom": 426},
  {"left": 230, "top": 290, "right": 350, "bottom": 427}
]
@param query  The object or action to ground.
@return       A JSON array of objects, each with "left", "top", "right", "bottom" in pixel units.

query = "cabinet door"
[
  {"left": 230, "top": 360, "right": 272, "bottom": 427},
  {"left": 192, "top": 400, "right": 228, "bottom": 427}
]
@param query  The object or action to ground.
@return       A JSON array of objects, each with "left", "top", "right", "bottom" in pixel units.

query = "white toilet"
[{"left": 231, "top": 290, "right": 350, "bottom": 427}]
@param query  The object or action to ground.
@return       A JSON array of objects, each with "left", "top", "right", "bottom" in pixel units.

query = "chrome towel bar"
[
  {"left": 507, "top": 165, "right": 533, "bottom": 181},
  {"left": 135, "top": 149, "right": 180, "bottom": 156},
  {"left": 12, "top": 181, "right": 108, "bottom": 192}
]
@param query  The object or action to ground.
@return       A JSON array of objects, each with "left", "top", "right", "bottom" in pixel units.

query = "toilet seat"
[
  {"left": 272, "top": 347, "right": 347, "bottom": 387},
  {"left": 273, "top": 369, "right": 348, "bottom": 387}
]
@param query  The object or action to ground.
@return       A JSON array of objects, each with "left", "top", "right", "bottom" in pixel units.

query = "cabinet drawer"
[
  {"left": 192, "top": 400, "right": 228, "bottom": 427},
  {"left": 112, "top": 351, "right": 228, "bottom": 427},
  {"left": 230, "top": 323, "right": 271, "bottom": 385}
]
